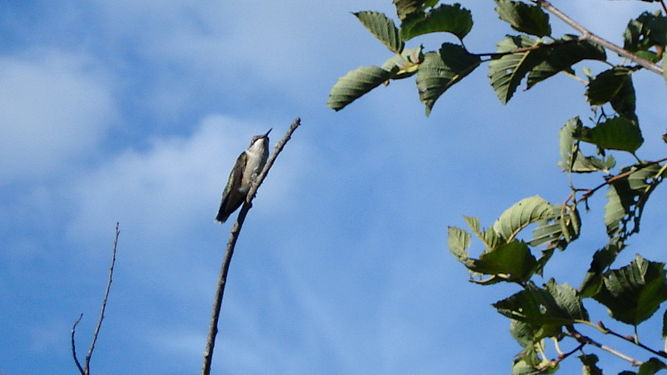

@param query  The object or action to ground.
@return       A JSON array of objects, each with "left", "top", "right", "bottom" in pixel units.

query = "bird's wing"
[{"left": 216, "top": 151, "right": 247, "bottom": 223}]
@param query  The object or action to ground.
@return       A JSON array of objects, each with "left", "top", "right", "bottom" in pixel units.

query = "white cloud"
[{"left": 0, "top": 50, "right": 115, "bottom": 184}]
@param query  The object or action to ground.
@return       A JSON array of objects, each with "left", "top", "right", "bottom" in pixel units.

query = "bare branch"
[
  {"left": 596, "top": 321, "right": 667, "bottom": 359},
  {"left": 201, "top": 118, "right": 302, "bottom": 375},
  {"left": 71, "top": 313, "right": 85, "bottom": 375},
  {"left": 567, "top": 326, "right": 643, "bottom": 367},
  {"left": 70, "top": 222, "right": 121, "bottom": 375},
  {"left": 532, "top": 0, "right": 664, "bottom": 75}
]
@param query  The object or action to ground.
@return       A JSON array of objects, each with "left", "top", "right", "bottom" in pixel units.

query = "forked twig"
[
  {"left": 71, "top": 222, "right": 121, "bottom": 375},
  {"left": 201, "top": 118, "right": 302, "bottom": 375}
]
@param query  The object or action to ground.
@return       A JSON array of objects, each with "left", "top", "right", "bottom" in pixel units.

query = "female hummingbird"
[{"left": 215, "top": 129, "right": 272, "bottom": 223}]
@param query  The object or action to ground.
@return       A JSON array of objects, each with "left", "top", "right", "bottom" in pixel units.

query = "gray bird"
[{"left": 216, "top": 129, "right": 272, "bottom": 223}]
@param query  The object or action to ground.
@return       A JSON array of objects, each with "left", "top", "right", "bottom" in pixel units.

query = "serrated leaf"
[
  {"left": 400, "top": 4, "right": 473, "bottom": 41},
  {"left": 353, "top": 11, "right": 404, "bottom": 53},
  {"left": 593, "top": 255, "right": 667, "bottom": 325},
  {"left": 559, "top": 117, "right": 616, "bottom": 173},
  {"left": 579, "top": 354, "right": 603, "bottom": 375},
  {"left": 527, "top": 35, "right": 606, "bottom": 89},
  {"left": 328, "top": 66, "right": 392, "bottom": 111},
  {"left": 465, "top": 216, "right": 502, "bottom": 249},
  {"left": 494, "top": 280, "right": 588, "bottom": 338},
  {"left": 393, "top": 0, "right": 427, "bottom": 20},
  {"left": 448, "top": 226, "right": 472, "bottom": 265},
  {"left": 530, "top": 204, "right": 580, "bottom": 249},
  {"left": 605, "top": 164, "right": 664, "bottom": 241},
  {"left": 492, "top": 196, "right": 553, "bottom": 242},
  {"left": 473, "top": 240, "right": 537, "bottom": 282},
  {"left": 586, "top": 67, "right": 636, "bottom": 118},
  {"left": 416, "top": 44, "right": 480, "bottom": 115},
  {"left": 495, "top": 0, "right": 551, "bottom": 37},
  {"left": 575, "top": 116, "right": 643, "bottom": 153},
  {"left": 488, "top": 35, "right": 546, "bottom": 104},
  {"left": 638, "top": 358, "right": 667, "bottom": 375},
  {"left": 580, "top": 243, "right": 622, "bottom": 298}
]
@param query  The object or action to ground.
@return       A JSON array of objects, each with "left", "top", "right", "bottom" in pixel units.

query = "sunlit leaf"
[
  {"left": 558, "top": 117, "right": 616, "bottom": 173},
  {"left": 530, "top": 204, "right": 580, "bottom": 249},
  {"left": 416, "top": 44, "right": 480, "bottom": 115},
  {"left": 593, "top": 255, "right": 667, "bottom": 325},
  {"left": 574, "top": 116, "right": 643, "bottom": 153},
  {"left": 465, "top": 215, "right": 502, "bottom": 250},
  {"left": 448, "top": 226, "right": 472, "bottom": 266},
  {"left": 381, "top": 46, "right": 424, "bottom": 78},
  {"left": 393, "top": 0, "right": 431, "bottom": 20},
  {"left": 495, "top": 0, "right": 551, "bottom": 37},
  {"left": 400, "top": 3, "right": 473, "bottom": 41},
  {"left": 353, "top": 11, "right": 404, "bottom": 53},
  {"left": 328, "top": 66, "right": 393, "bottom": 111},
  {"left": 488, "top": 35, "right": 546, "bottom": 104},
  {"left": 474, "top": 240, "right": 537, "bottom": 282},
  {"left": 492, "top": 196, "right": 553, "bottom": 242}
]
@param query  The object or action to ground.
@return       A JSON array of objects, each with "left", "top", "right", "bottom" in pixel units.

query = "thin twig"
[
  {"left": 532, "top": 0, "right": 664, "bottom": 75},
  {"left": 660, "top": 0, "right": 667, "bottom": 16},
  {"left": 595, "top": 321, "right": 667, "bottom": 359},
  {"left": 201, "top": 118, "right": 302, "bottom": 375},
  {"left": 70, "top": 222, "right": 121, "bottom": 375},
  {"left": 71, "top": 313, "right": 85, "bottom": 375},
  {"left": 567, "top": 326, "right": 643, "bottom": 367}
]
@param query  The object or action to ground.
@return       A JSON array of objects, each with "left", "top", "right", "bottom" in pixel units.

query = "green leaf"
[
  {"left": 510, "top": 319, "right": 538, "bottom": 348},
  {"left": 605, "top": 164, "right": 664, "bottom": 241},
  {"left": 527, "top": 35, "right": 606, "bottom": 89},
  {"left": 416, "top": 44, "right": 480, "bottom": 115},
  {"left": 638, "top": 358, "right": 667, "bottom": 375},
  {"left": 558, "top": 117, "right": 616, "bottom": 173},
  {"left": 494, "top": 280, "right": 589, "bottom": 338},
  {"left": 488, "top": 35, "right": 546, "bottom": 104},
  {"left": 579, "top": 354, "right": 603, "bottom": 375},
  {"left": 381, "top": 46, "right": 424, "bottom": 78},
  {"left": 574, "top": 116, "right": 643, "bottom": 153},
  {"left": 353, "top": 11, "right": 404, "bottom": 53},
  {"left": 400, "top": 4, "right": 473, "bottom": 41},
  {"left": 624, "top": 12, "right": 667, "bottom": 52},
  {"left": 393, "top": 0, "right": 433, "bottom": 20},
  {"left": 328, "top": 66, "right": 392, "bottom": 111},
  {"left": 474, "top": 240, "right": 537, "bottom": 282},
  {"left": 580, "top": 243, "right": 622, "bottom": 298},
  {"left": 465, "top": 216, "right": 502, "bottom": 250},
  {"left": 492, "top": 195, "right": 553, "bottom": 242},
  {"left": 448, "top": 226, "right": 472, "bottom": 265},
  {"left": 495, "top": 0, "right": 551, "bottom": 37},
  {"left": 593, "top": 255, "right": 667, "bottom": 325},
  {"left": 586, "top": 67, "right": 636, "bottom": 119},
  {"left": 529, "top": 204, "right": 580, "bottom": 249}
]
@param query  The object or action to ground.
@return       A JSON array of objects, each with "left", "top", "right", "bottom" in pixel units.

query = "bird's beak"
[{"left": 263, "top": 128, "right": 272, "bottom": 138}]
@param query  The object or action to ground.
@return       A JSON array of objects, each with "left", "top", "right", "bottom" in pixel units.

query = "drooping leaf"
[
  {"left": 593, "top": 255, "right": 667, "bottom": 325},
  {"left": 579, "top": 354, "right": 603, "bottom": 375},
  {"left": 473, "top": 240, "right": 537, "bottom": 282},
  {"left": 400, "top": 3, "right": 473, "bottom": 41},
  {"left": 586, "top": 67, "right": 636, "bottom": 119},
  {"left": 558, "top": 117, "right": 616, "bottom": 173},
  {"left": 416, "top": 44, "right": 480, "bottom": 115},
  {"left": 494, "top": 0, "right": 551, "bottom": 37},
  {"left": 488, "top": 35, "right": 546, "bottom": 104},
  {"left": 328, "top": 66, "right": 393, "bottom": 111},
  {"left": 574, "top": 116, "right": 643, "bottom": 153},
  {"left": 638, "top": 358, "right": 667, "bottom": 375},
  {"left": 527, "top": 35, "right": 606, "bottom": 89},
  {"left": 492, "top": 196, "right": 553, "bottom": 242},
  {"left": 353, "top": 11, "right": 404, "bottom": 53},
  {"left": 605, "top": 164, "right": 665, "bottom": 241}
]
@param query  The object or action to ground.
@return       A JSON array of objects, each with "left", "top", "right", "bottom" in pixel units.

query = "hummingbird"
[{"left": 216, "top": 129, "right": 272, "bottom": 223}]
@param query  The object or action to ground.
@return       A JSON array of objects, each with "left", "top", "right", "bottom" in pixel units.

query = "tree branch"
[
  {"left": 70, "top": 222, "right": 121, "bottom": 375},
  {"left": 201, "top": 117, "right": 302, "bottom": 375},
  {"left": 567, "top": 326, "right": 643, "bottom": 367},
  {"left": 532, "top": 0, "right": 664, "bottom": 75},
  {"left": 596, "top": 321, "right": 667, "bottom": 360}
]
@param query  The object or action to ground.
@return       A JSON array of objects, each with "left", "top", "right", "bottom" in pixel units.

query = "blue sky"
[{"left": 1, "top": 1, "right": 667, "bottom": 374}]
